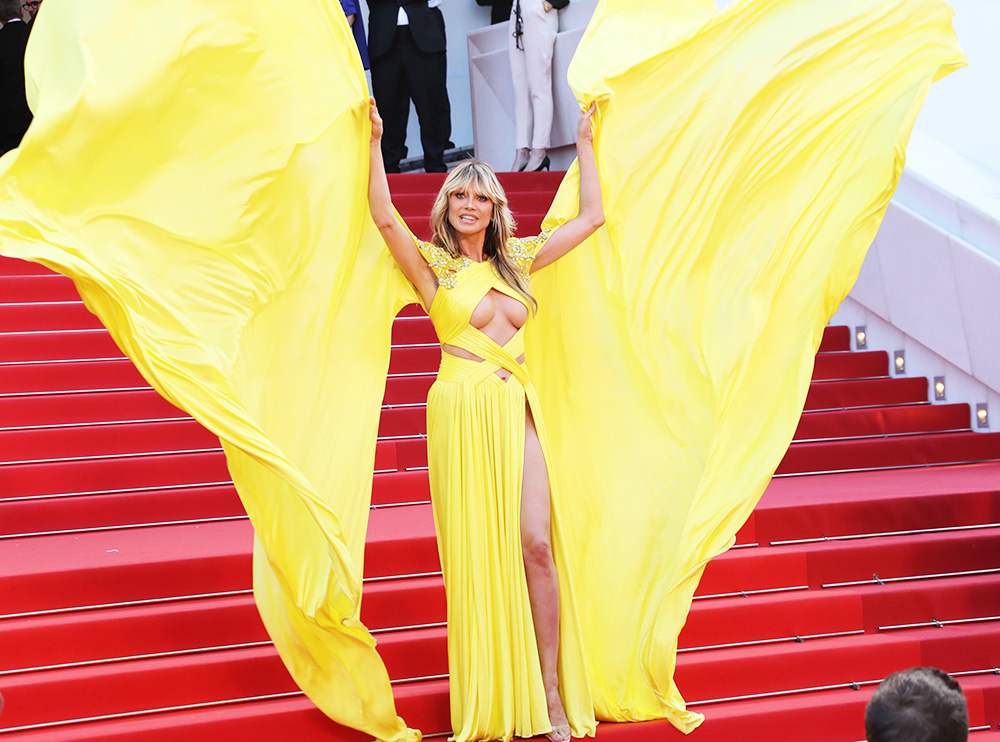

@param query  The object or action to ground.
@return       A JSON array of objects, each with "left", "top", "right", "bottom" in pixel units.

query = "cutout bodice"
[{"left": 415, "top": 231, "right": 553, "bottom": 382}]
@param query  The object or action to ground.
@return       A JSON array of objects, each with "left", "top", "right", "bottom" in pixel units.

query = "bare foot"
[{"left": 544, "top": 688, "right": 570, "bottom": 742}]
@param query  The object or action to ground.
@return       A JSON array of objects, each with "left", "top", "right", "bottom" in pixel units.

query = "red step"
[
  {"left": 0, "top": 469, "right": 430, "bottom": 540},
  {"left": 372, "top": 470, "right": 430, "bottom": 506},
  {"left": 388, "top": 345, "right": 441, "bottom": 375},
  {"left": 0, "top": 419, "right": 218, "bottom": 462},
  {"left": 0, "top": 451, "right": 233, "bottom": 500},
  {"left": 0, "top": 255, "right": 56, "bottom": 276},
  {"left": 362, "top": 574, "right": 446, "bottom": 631},
  {"left": 801, "top": 528, "right": 1000, "bottom": 588},
  {"left": 0, "top": 358, "right": 148, "bottom": 394},
  {"left": 0, "top": 484, "right": 244, "bottom": 537},
  {"left": 804, "top": 376, "right": 927, "bottom": 409},
  {"left": 0, "top": 302, "right": 103, "bottom": 332},
  {"left": 0, "top": 521, "right": 253, "bottom": 616},
  {"left": 960, "top": 674, "right": 1000, "bottom": 730},
  {"left": 811, "top": 350, "right": 887, "bottom": 380},
  {"left": 916, "top": 620, "right": 1000, "bottom": 672},
  {"left": 0, "top": 594, "right": 267, "bottom": 673},
  {"left": 0, "top": 275, "right": 81, "bottom": 303},
  {"left": 778, "top": 430, "right": 1000, "bottom": 474},
  {"left": 679, "top": 590, "right": 864, "bottom": 649},
  {"left": 390, "top": 315, "right": 436, "bottom": 344},
  {"left": 859, "top": 574, "right": 1000, "bottom": 632},
  {"left": 392, "top": 189, "right": 556, "bottom": 218},
  {"left": 0, "top": 683, "right": 446, "bottom": 742},
  {"left": 755, "top": 462, "right": 1000, "bottom": 544},
  {"left": 0, "top": 329, "right": 123, "bottom": 362},
  {"left": 0, "top": 389, "right": 185, "bottom": 428},
  {"left": 397, "top": 303, "right": 426, "bottom": 317},
  {"left": 0, "top": 646, "right": 298, "bottom": 729},
  {"left": 378, "top": 408, "right": 427, "bottom": 439},
  {"left": 818, "top": 325, "right": 850, "bottom": 352},
  {"left": 794, "top": 403, "right": 970, "bottom": 440},
  {"left": 383, "top": 375, "right": 435, "bottom": 405},
  {"left": 676, "top": 631, "right": 921, "bottom": 705}
]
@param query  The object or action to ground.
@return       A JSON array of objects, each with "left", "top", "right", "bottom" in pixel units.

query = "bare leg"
[{"left": 521, "top": 405, "right": 570, "bottom": 742}]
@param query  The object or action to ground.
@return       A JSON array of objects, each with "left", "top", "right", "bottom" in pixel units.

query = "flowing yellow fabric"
[
  {"left": 0, "top": 1, "right": 964, "bottom": 741},
  {"left": 0, "top": 2, "right": 419, "bottom": 741},
  {"left": 527, "top": 0, "right": 966, "bottom": 730}
]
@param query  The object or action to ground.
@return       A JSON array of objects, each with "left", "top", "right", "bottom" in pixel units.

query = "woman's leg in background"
[
  {"left": 509, "top": 2, "right": 532, "bottom": 171},
  {"left": 522, "top": 0, "right": 558, "bottom": 171}
]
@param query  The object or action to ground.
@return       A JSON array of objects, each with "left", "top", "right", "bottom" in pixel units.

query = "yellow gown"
[
  {"left": 0, "top": 1, "right": 965, "bottom": 741},
  {"left": 414, "top": 233, "right": 595, "bottom": 741}
]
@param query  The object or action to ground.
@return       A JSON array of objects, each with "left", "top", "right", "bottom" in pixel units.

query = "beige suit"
[{"left": 508, "top": 0, "right": 559, "bottom": 149}]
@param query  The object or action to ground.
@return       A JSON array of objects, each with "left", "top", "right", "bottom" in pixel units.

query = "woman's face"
[{"left": 448, "top": 187, "right": 493, "bottom": 236}]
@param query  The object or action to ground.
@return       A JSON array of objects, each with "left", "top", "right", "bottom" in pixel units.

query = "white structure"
[
  {"left": 829, "top": 0, "right": 1000, "bottom": 431},
  {"left": 467, "top": 1, "right": 596, "bottom": 171}
]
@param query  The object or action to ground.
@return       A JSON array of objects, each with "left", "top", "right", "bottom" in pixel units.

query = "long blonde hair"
[{"left": 429, "top": 160, "right": 536, "bottom": 312}]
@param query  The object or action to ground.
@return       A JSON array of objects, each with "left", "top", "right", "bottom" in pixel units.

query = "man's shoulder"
[{"left": 1, "top": 20, "right": 30, "bottom": 38}]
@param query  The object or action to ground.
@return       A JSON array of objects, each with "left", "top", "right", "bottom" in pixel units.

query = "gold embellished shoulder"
[
  {"left": 507, "top": 227, "right": 555, "bottom": 275},
  {"left": 415, "top": 240, "right": 471, "bottom": 290}
]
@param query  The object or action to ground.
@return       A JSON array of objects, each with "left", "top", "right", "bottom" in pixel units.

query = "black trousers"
[{"left": 370, "top": 25, "right": 452, "bottom": 173}]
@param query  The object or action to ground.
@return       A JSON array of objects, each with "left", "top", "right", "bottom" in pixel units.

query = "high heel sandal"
[{"left": 545, "top": 725, "right": 571, "bottom": 742}]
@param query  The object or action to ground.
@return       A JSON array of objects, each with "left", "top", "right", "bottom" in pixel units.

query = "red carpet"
[{"left": 1, "top": 171, "right": 998, "bottom": 740}]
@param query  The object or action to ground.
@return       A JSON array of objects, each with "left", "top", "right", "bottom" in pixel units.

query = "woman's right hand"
[{"left": 369, "top": 97, "right": 383, "bottom": 143}]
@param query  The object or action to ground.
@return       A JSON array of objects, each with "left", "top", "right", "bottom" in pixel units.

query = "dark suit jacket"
[
  {"left": 367, "top": 0, "right": 446, "bottom": 60},
  {"left": 0, "top": 19, "right": 32, "bottom": 154}
]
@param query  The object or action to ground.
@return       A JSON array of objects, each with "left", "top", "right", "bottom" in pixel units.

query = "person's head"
[
  {"left": 866, "top": 667, "right": 968, "bottom": 742},
  {"left": 431, "top": 160, "right": 514, "bottom": 250},
  {"left": 21, "top": 0, "right": 39, "bottom": 19},
  {"left": 0, "top": 0, "right": 23, "bottom": 22},
  {"left": 430, "top": 160, "right": 535, "bottom": 310}
]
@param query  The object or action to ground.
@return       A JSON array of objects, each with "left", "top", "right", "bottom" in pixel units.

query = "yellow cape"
[{"left": 0, "top": 0, "right": 965, "bottom": 739}]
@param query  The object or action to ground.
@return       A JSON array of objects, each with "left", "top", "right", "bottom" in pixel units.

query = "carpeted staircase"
[{"left": 2, "top": 171, "right": 1000, "bottom": 741}]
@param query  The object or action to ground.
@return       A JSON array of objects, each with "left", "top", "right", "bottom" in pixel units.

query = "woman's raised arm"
[
  {"left": 367, "top": 98, "right": 438, "bottom": 306},
  {"left": 529, "top": 103, "right": 605, "bottom": 272}
]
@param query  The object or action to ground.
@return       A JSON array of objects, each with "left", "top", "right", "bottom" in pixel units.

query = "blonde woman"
[{"left": 368, "top": 96, "right": 603, "bottom": 742}]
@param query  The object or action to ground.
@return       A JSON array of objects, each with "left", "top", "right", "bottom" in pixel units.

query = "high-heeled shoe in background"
[
  {"left": 531, "top": 155, "right": 551, "bottom": 171},
  {"left": 526, "top": 149, "right": 550, "bottom": 171}
]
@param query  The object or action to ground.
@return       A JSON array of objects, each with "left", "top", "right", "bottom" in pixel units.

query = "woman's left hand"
[{"left": 577, "top": 103, "right": 596, "bottom": 145}]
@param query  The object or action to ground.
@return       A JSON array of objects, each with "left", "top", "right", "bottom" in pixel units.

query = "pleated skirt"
[{"left": 426, "top": 354, "right": 595, "bottom": 742}]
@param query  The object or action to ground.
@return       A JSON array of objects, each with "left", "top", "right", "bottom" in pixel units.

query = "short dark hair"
[
  {"left": 0, "top": 0, "right": 22, "bottom": 20},
  {"left": 866, "top": 667, "right": 969, "bottom": 742}
]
